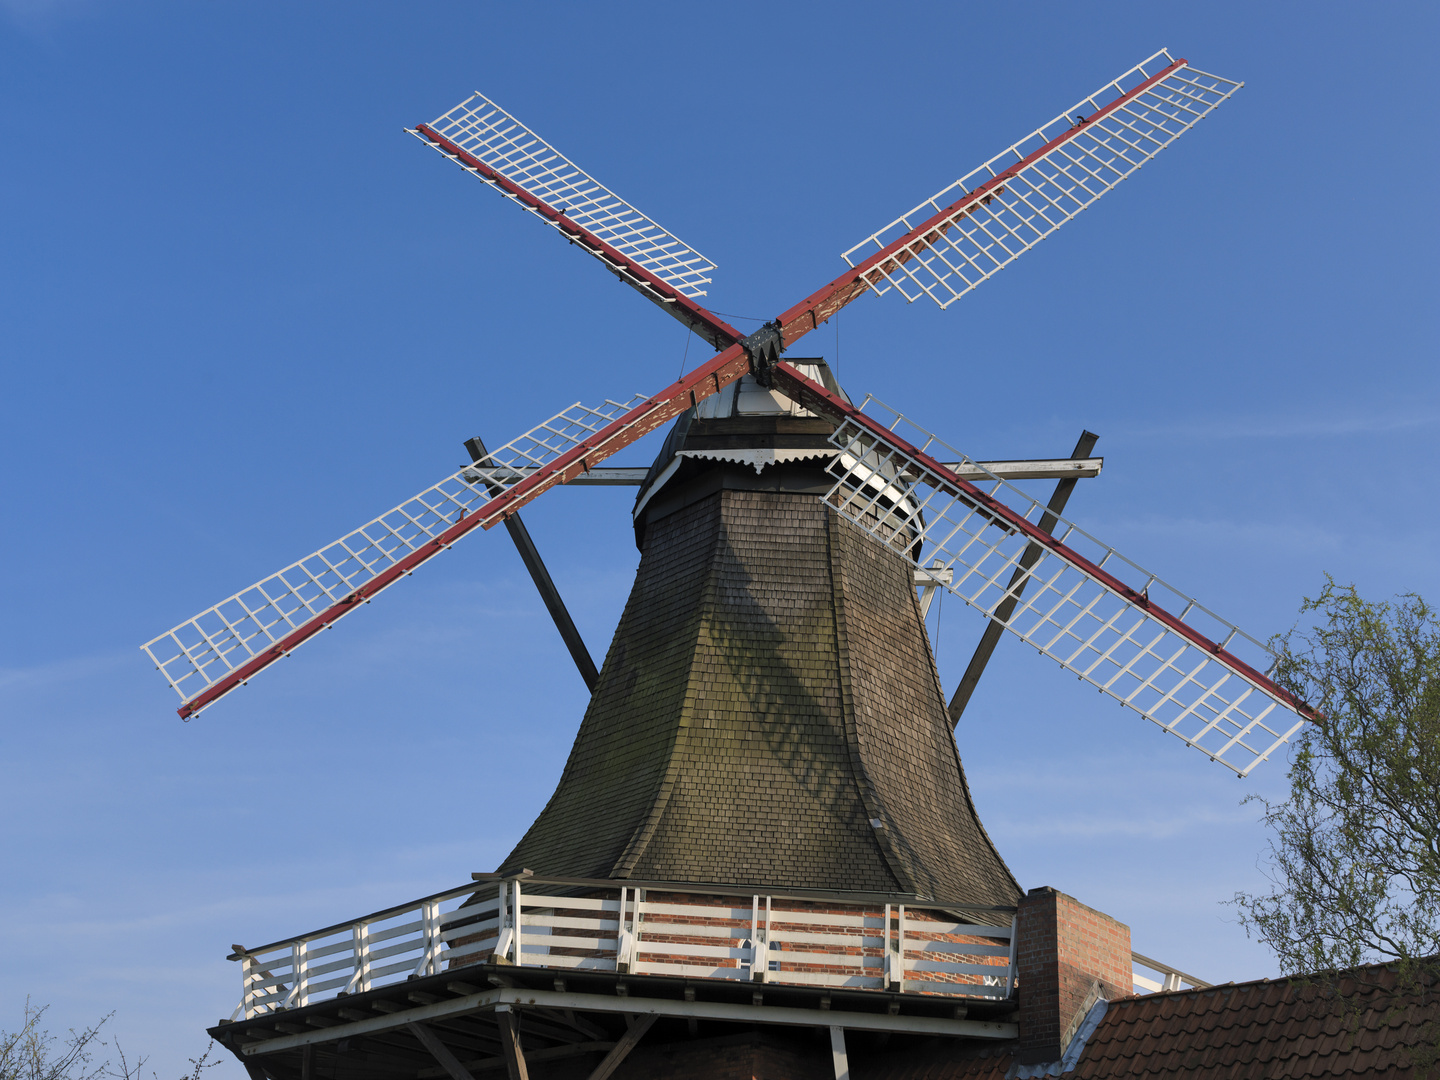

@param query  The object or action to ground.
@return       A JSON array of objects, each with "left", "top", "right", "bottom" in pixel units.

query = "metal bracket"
[{"left": 740, "top": 320, "right": 784, "bottom": 385}]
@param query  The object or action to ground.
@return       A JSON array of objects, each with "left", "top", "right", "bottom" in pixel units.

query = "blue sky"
[{"left": 2, "top": 1, "right": 1436, "bottom": 1074}]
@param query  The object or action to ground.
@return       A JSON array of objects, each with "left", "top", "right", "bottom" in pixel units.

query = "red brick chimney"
[{"left": 1014, "top": 887, "right": 1132, "bottom": 1065}]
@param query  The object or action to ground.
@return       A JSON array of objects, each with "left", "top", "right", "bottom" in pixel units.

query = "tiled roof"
[
  {"left": 854, "top": 959, "right": 1440, "bottom": 1079},
  {"left": 499, "top": 485, "right": 1021, "bottom": 905}
]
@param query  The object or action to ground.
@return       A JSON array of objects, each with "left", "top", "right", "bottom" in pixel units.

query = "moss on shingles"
[{"left": 500, "top": 488, "right": 1021, "bottom": 907}]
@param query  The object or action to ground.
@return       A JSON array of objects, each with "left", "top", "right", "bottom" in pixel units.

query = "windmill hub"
[{"left": 632, "top": 359, "right": 849, "bottom": 535}]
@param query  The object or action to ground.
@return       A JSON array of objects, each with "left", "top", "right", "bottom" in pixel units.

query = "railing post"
[
  {"left": 748, "top": 895, "right": 767, "bottom": 982},
  {"left": 882, "top": 903, "right": 895, "bottom": 989},
  {"left": 896, "top": 904, "right": 907, "bottom": 993},
  {"left": 512, "top": 880, "right": 524, "bottom": 967},
  {"left": 290, "top": 941, "right": 309, "bottom": 1008},
  {"left": 764, "top": 895, "right": 772, "bottom": 978},
  {"left": 616, "top": 886, "right": 634, "bottom": 973},
  {"left": 241, "top": 954, "right": 257, "bottom": 1019},
  {"left": 632, "top": 887, "right": 646, "bottom": 975},
  {"left": 494, "top": 882, "right": 515, "bottom": 964},
  {"left": 345, "top": 922, "right": 369, "bottom": 993},
  {"left": 1002, "top": 915, "right": 1019, "bottom": 998},
  {"left": 426, "top": 900, "right": 442, "bottom": 976}
]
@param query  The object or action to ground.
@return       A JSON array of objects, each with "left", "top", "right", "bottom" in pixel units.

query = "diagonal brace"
[
  {"left": 465, "top": 436, "right": 599, "bottom": 693},
  {"left": 948, "top": 431, "right": 1099, "bottom": 726},
  {"left": 406, "top": 1021, "right": 479, "bottom": 1080},
  {"left": 586, "top": 1014, "right": 655, "bottom": 1080}
]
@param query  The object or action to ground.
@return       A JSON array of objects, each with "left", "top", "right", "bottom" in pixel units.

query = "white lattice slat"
[
  {"left": 908, "top": 922, "right": 1013, "bottom": 938},
  {"left": 638, "top": 902, "right": 751, "bottom": 919},
  {"left": 822, "top": 395, "right": 1311, "bottom": 776},
  {"left": 517, "top": 895, "right": 620, "bottom": 913},
  {"left": 906, "top": 941, "right": 1011, "bottom": 958},
  {"left": 640, "top": 941, "right": 751, "bottom": 961},
  {"left": 842, "top": 50, "right": 1241, "bottom": 309},
  {"left": 521, "top": 936, "right": 616, "bottom": 952},
  {"left": 520, "top": 914, "right": 617, "bottom": 932},
  {"left": 415, "top": 93, "right": 716, "bottom": 299},
  {"left": 142, "top": 395, "right": 645, "bottom": 710},
  {"left": 638, "top": 922, "right": 748, "bottom": 940},
  {"left": 771, "top": 949, "right": 871, "bottom": 968},
  {"left": 768, "top": 931, "right": 886, "bottom": 949}
]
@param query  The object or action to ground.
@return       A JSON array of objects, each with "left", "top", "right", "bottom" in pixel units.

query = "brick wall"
[{"left": 1014, "top": 887, "right": 1131, "bottom": 1065}]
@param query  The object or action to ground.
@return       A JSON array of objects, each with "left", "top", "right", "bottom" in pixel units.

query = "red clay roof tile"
[{"left": 852, "top": 957, "right": 1438, "bottom": 1079}]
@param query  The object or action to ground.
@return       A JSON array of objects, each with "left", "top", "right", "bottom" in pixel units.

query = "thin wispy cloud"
[
  {"left": 1119, "top": 408, "right": 1440, "bottom": 442},
  {"left": 0, "top": 650, "right": 131, "bottom": 694}
]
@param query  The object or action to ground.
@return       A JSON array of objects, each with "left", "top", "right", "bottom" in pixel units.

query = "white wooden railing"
[
  {"left": 229, "top": 877, "right": 1017, "bottom": 1020},
  {"left": 1132, "top": 950, "right": 1211, "bottom": 994}
]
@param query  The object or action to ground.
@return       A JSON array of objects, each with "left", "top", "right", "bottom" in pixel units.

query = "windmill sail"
[
  {"left": 772, "top": 364, "right": 1313, "bottom": 777},
  {"left": 142, "top": 395, "right": 648, "bottom": 717},
  {"left": 841, "top": 50, "right": 1241, "bottom": 309},
  {"left": 142, "top": 334, "right": 760, "bottom": 719},
  {"left": 411, "top": 92, "right": 737, "bottom": 351}
]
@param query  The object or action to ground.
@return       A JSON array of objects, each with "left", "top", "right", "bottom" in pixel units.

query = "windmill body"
[
  {"left": 156, "top": 51, "right": 1313, "bottom": 1079},
  {"left": 503, "top": 362, "right": 1020, "bottom": 908}
]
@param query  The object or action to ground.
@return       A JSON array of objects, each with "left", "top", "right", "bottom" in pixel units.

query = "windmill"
[
  {"left": 172, "top": 49, "right": 1320, "bottom": 1080},
  {"left": 143, "top": 46, "right": 1309, "bottom": 771}
]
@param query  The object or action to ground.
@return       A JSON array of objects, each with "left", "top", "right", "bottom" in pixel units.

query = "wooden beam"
[
  {"left": 495, "top": 1007, "right": 529, "bottom": 1080},
  {"left": 241, "top": 985, "right": 1016, "bottom": 1055},
  {"left": 585, "top": 1015, "right": 655, "bottom": 1080},
  {"left": 418, "top": 1042, "right": 615, "bottom": 1078},
  {"left": 470, "top": 458, "right": 1102, "bottom": 487},
  {"left": 830, "top": 1027, "right": 849, "bottom": 1080},
  {"left": 406, "top": 1022, "right": 478, "bottom": 1080}
]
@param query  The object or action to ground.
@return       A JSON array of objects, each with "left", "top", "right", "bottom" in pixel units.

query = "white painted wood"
[
  {"left": 477, "top": 458, "right": 1102, "bottom": 487},
  {"left": 495, "top": 1006, "right": 529, "bottom": 1080},
  {"left": 243, "top": 987, "right": 1018, "bottom": 1057},
  {"left": 830, "top": 1027, "right": 850, "bottom": 1080},
  {"left": 230, "top": 877, "right": 1020, "bottom": 1019}
]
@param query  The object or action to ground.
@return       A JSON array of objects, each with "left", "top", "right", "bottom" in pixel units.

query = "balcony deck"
[{"left": 212, "top": 875, "right": 1207, "bottom": 1080}]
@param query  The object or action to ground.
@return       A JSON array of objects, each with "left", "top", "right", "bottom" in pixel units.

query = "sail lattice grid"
[
  {"left": 142, "top": 395, "right": 646, "bottom": 708},
  {"left": 842, "top": 50, "right": 1241, "bottom": 309},
  {"left": 824, "top": 397, "right": 1306, "bottom": 776},
  {"left": 416, "top": 93, "right": 717, "bottom": 298}
]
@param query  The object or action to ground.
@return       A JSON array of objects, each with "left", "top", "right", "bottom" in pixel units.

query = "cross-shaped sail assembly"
[{"left": 141, "top": 50, "right": 1314, "bottom": 777}]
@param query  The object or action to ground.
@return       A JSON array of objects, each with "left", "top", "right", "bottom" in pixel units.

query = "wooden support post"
[
  {"left": 300, "top": 1044, "right": 312, "bottom": 1080},
  {"left": 585, "top": 1014, "right": 655, "bottom": 1080},
  {"left": 830, "top": 1027, "right": 850, "bottom": 1080},
  {"left": 406, "top": 1022, "right": 479, "bottom": 1080},
  {"left": 495, "top": 1006, "right": 530, "bottom": 1080}
]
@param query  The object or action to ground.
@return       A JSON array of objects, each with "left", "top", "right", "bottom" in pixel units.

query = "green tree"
[
  {"left": 1234, "top": 579, "right": 1440, "bottom": 972},
  {"left": 1231, "top": 580, "right": 1440, "bottom": 1073}
]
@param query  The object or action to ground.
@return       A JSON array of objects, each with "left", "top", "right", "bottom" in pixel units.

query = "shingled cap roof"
[
  {"left": 853, "top": 958, "right": 1440, "bottom": 1078},
  {"left": 497, "top": 362, "right": 1020, "bottom": 905}
]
